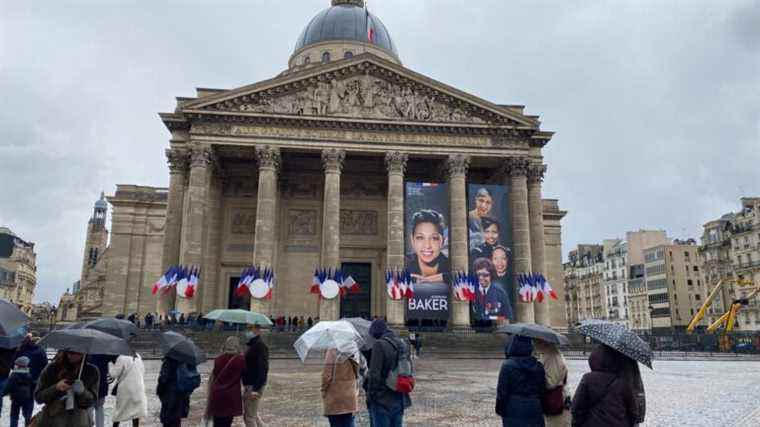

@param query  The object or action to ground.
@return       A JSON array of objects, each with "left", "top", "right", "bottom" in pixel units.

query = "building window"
[
  {"left": 303, "top": 55, "right": 311, "bottom": 64},
  {"left": 687, "top": 279, "right": 693, "bottom": 286},
  {"left": 693, "top": 265, "right": 699, "bottom": 272},
  {"left": 695, "top": 294, "right": 701, "bottom": 301},
  {"left": 344, "top": 51, "right": 353, "bottom": 59},
  {"left": 322, "top": 52, "right": 331, "bottom": 63}
]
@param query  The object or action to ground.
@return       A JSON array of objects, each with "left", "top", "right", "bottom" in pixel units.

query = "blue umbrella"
[{"left": 0, "top": 324, "right": 28, "bottom": 349}]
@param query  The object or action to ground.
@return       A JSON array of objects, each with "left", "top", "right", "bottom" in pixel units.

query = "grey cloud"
[{"left": 0, "top": 0, "right": 757, "bottom": 303}]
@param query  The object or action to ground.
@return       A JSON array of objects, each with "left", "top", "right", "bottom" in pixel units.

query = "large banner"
[
  {"left": 404, "top": 182, "right": 450, "bottom": 321},
  {"left": 467, "top": 184, "right": 515, "bottom": 323}
]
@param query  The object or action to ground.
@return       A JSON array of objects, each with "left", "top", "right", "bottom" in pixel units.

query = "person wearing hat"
[{"left": 3, "top": 356, "right": 36, "bottom": 427}]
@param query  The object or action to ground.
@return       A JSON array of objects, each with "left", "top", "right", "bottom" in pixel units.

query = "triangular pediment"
[{"left": 182, "top": 54, "right": 538, "bottom": 128}]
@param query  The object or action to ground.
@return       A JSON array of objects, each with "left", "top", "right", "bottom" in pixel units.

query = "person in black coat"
[
  {"left": 366, "top": 319, "right": 411, "bottom": 426},
  {"left": 87, "top": 354, "right": 114, "bottom": 427},
  {"left": 156, "top": 357, "right": 190, "bottom": 427},
  {"left": 496, "top": 335, "right": 546, "bottom": 427},
  {"left": 0, "top": 346, "right": 17, "bottom": 417},
  {"left": 243, "top": 325, "right": 269, "bottom": 427},
  {"left": 13, "top": 334, "right": 48, "bottom": 384},
  {"left": 571, "top": 344, "right": 639, "bottom": 427}
]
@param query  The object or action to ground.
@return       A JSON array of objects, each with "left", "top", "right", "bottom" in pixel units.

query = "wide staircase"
[{"left": 125, "top": 327, "right": 510, "bottom": 360}]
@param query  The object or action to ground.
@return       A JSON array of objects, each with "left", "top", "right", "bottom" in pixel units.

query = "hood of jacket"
[
  {"left": 505, "top": 335, "right": 533, "bottom": 358},
  {"left": 589, "top": 344, "right": 624, "bottom": 374}
]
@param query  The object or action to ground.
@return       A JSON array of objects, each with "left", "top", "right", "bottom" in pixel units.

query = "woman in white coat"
[
  {"left": 534, "top": 339, "right": 571, "bottom": 427},
  {"left": 108, "top": 353, "right": 148, "bottom": 427}
]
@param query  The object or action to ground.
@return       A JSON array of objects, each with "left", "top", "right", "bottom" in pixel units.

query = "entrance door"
[
  {"left": 228, "top": 277, "right": 250, "bottom": 310},
  {"left": 340, "top": 263, "right": 372, "bottom": 319}
]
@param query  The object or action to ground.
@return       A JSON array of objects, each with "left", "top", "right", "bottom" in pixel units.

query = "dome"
[
  {"left": 294, "top": 1, "right": 398, "bottom": 60},
  {"left": 94, "top": 192, "right": 107, "bottom": 210}
]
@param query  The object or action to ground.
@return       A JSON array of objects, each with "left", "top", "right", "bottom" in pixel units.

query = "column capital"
[
  {"left": 445, "top": 154, "right": 470, "bottom": 178},
  {"left": 189, "top": 144, "right": 213, "bottom": 169},
  {"left": 322, "top": 148, "right": 346, "bottom": 173},
  {"left": 501, "top": 156, "right": 531, "bottom": 177},
  {"left": 255, "top": 145, "right": 281, "bottom": 171},
  {"left": 384, "top": 152, "right": 408, "bottom": 175},
  {"left": 527, "top": 163, "right": 548, "bottom": 183},
  {"left": 165, "top": 148, "right": 189, "bottom": 174}
]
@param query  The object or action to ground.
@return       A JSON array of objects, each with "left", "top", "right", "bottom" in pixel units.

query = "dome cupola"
[{"left": 289, "top": 0, "right": 400, "bottom": 69}]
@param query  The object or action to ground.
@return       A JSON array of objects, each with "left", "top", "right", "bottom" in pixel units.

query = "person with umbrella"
[
  {"left": 534, "top": 339, "right": 570, "bottom": 427},
  {"left": 495, "top": 334, "right": 546, "bottom": 427},
  {"left": 0, "top": 299, "right": 31, "bottom": 419},
  {"left": 571, "top": 321, "right": 649, "bottom": 427},
  {"left": 157, "top": 331, "right": 205, "bottom": 427},
  {"left": 70, "top": 317, "right": 139, "bottom": 427},
  {"left": 321, "top": 340, "right": 364, "bottom": 427},
  {"left": 33, "top": 350, "right": 100, "bottom": 427},
  {"left": 33, "top": 327, "right": 133, "bottom": 427}
]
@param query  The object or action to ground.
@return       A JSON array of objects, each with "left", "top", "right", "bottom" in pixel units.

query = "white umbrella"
[{"left": 293, "top": 320, "right": 364, "bottom": 362}]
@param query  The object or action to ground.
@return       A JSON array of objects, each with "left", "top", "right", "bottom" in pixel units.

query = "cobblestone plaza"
[{"left": 4, "top": 358, "right": 758, "bottom": 426}]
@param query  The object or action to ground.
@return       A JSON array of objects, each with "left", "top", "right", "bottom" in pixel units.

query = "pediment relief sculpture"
[{"left": 200, "top": 64, "right": 520, "bottom": 125}]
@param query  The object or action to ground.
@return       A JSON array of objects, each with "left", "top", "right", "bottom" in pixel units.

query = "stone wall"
[{"left": 102, "top": 185, "right": 167, "bottom": 316}]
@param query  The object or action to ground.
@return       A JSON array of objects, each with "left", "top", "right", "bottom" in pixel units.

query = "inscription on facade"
[
  {"left": 340, "top": 210, "right": 378, "bottom": 235},
  {"left": 288, "top": 209, "right": 317, "bottom": 236},
  {"left": 223, "top": 178, "right": 257, "bottom": 198},
  {"left": 230, "top": 209, "right": 256, "bottom": 235}
]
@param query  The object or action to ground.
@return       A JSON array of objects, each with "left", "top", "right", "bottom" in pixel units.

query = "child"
[{"left": 3, "top": 356, "right": 35, "bottom": 427}]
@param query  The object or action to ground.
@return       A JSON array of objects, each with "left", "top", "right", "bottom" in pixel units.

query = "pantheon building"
[{"left": 98, "top": 0, "right": 567, "bottom": 329}]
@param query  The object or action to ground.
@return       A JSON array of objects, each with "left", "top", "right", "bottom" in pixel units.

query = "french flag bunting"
[
  {"left": 152, "top": 266, "right": 170, "bottom": 295},
  {"left": 185, "top": 266, "right": 199, "bottom": 298},
  {"left": 385, "top": 270, "right": 403, "bottom": 300},
  {"left": 310, "top": 268, "right": 321, "bottom": 295},
  {"left": 341, "top": 275, "right": 360, "bottom": 295},
  {"left": 236, "top": 267, "right": 252, "bottom": 297}
]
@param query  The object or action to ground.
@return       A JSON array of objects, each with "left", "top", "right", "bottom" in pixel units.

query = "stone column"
[
  {"left": 385, "top": 152, "right": 407, "bottom": 327},
  {"left": 177, "top": 144, "right": 212, "bottom": 315},
  {"left": 528, "top": 163, "right": 549, "bottom": 325},
  {"left": 446, "top": 154, "right": 471, "bottom": 329},
  {"left": 251, "top": 146, "right": 281, "bottom": 315},
  {"left": 504, "top": 157, "right": 534, "bottom": 323},
  {"left": 319, "top": 148, "right": 345, "bottom": 321},
  {"left": 158, "top": 148, "right": 187, "bottom": 317}
]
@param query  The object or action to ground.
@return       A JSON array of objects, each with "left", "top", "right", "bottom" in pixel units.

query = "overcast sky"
[{"left": 1, "top": 0, "right": 758, "bottom": 304}]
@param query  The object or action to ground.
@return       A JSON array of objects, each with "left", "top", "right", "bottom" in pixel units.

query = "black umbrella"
[
  {"left": 0, "top": 325, "right": 28, "bottom": 349},
  {"left": 38, "top": 328, "right": 133, "bottom": 356},
  {"left": 159, "top": 331, "right": 206, "bottom": 365},
  {"left": 341, "top": 317, "right": 375, "bottom": 350},
  {"left": 69, "top": 318, "right": 138, "bottom": 340},
  {"left": 576, "top": 320, "right": 653, "bottom": 369},
  {"left": 496, "top": 323, "right": 570, "bottom": 346},
  {"left": 0, "top": 299, "right": 30, "bottom": 336}
]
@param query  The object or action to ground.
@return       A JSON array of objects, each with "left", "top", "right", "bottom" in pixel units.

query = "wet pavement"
[{"left": 4, "top": 358, "right": 759, "bottom": 426}]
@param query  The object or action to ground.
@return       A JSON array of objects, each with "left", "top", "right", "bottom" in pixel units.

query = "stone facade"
[
  {"left": 87, "top": 3, "right": 567, "bottom": 327},
  {"left": 699, "top": 197, "right": 760, "bottom": 331},
  {"left": 0, "top": 227, "right": 36, "bottom": 314}
]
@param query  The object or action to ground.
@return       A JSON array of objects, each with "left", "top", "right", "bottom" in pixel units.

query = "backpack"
[
  {"left": 383, "top": 336, "right": 415, "bottom": 394},
  {"left": 9, "top": 374, "right": 33, "bottom": 402},
  {"left": 175, "top": 363, "right": 201, "bottom": 394}
]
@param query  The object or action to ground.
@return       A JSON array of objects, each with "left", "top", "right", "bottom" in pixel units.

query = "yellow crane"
[{"left": 687, "top": 277, "right": 758, "bottom": 334}]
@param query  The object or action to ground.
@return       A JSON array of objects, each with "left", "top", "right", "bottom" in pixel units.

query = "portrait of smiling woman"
[{"left": 405, "top": 209, "right": 451, "bottom": 284}]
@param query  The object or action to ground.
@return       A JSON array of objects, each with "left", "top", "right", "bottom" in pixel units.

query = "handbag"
[
  {"left": 542, "top": 373, "right": 567, "bottom": 415},
  {"left": 111, "top": 356, "right": 137, "bottom": 396}
]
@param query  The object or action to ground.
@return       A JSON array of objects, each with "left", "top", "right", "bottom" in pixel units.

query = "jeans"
[
  {"left": 327, "top": 414, "right": 355, "bottom": 427},
  {"left": 0, "top": 378, "right": 7, "bottom": 416},
  {"left": 93, "top": 398, "right": 106, "bottom": 427},
  {"left": 368, "top": 399, "right": 404, "bottom": 427},
  {"left": 10, "top": 399, "right": 33, "bottom": 427},
  {"left": 213, "top": 417, "right": 233, "bottom": 427}
]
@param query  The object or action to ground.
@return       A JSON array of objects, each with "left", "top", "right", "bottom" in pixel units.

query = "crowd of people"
[
  {"left": 496, "top": 335, "right": 646, "bottom": 427},
  {"left": 0, "top": 321, "right": 648, "bottom": 427}
]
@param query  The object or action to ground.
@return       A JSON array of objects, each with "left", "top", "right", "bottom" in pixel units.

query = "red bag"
[{"left": 542, "top": 384, "right": 565, "bottom": 415}]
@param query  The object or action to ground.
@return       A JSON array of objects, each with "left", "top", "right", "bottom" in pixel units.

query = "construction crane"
[{"left": 687, "top": 277, "right": 758, "bottom": 334}]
